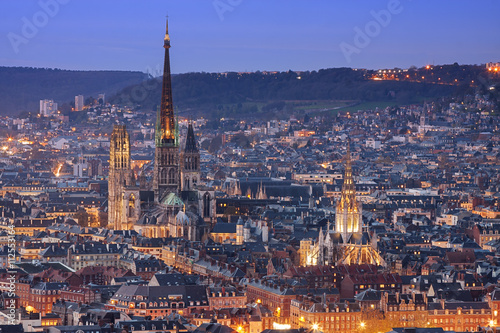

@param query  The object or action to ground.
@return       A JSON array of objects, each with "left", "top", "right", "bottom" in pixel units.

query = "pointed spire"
[
  {"left": 257, "top": 180, "right": 267, "bottom": 200},
  {"left": 185, "top": 121, "right": 198, "bottom": 153},
  {"left": 164, "top": 16, "right": 170, "bottom": 48},
  {"left": 340, "top": 139, "right": 357, "bottom": 212},
  {"left": 246, "top": 186, "right": 252, "bottom": 199},
  {"left": 235, "top": 180, "right": 242, "bottom": 196},
  {"left": 157, "top": 17, "right": 176, "bottom": 147}
]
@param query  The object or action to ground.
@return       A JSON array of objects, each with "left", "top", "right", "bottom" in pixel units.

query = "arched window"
[
  {"left": 203, "top": 192, "right": 211, "bottom": 218},
  {"left": 128, "top": 194, "right": 135, "bottom": 217},
  {"left": 168, "top": 169, "right": 175, "bottom": 184},
  {"left": 161, "top": 169, "right": 167, "bottom": 184}
]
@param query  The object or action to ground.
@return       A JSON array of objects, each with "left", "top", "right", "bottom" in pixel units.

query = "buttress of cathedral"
[
  {"left": 302, "top": 142, "right": 384, "bottom": 267},
  {"left": 130, "top": 20, "right": 213, "bottom": 240},
  {"left": 108, "top": 125, "right": 140, "bottom": 230}
]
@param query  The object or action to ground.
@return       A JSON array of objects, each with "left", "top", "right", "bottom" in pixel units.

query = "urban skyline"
[{"left": 1, "top": 3, "right": 500, "bottom": 333}]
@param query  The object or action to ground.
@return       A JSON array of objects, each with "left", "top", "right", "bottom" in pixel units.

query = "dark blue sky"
[{"left": 1, "top": 0, "right": 499, "bottom": 73}]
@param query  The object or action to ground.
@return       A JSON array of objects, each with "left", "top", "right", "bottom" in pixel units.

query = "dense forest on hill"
[
  {"left": 111, "top": 64, "right": 494, "bottom": 118},
  {"left": 0, "top": 67, "right": 148, "bottom": 115}
]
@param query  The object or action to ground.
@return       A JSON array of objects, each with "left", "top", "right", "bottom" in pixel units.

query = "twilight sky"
[{"left": 1, "top": 0, "right": 499, "bottom": 74}]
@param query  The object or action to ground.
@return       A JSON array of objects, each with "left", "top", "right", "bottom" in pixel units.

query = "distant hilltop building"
[
  {"left": 39, "top": 99, "right": 58, "bottom": 117},
  {"left": 75, "top": 94, "right": 84, "bottom": 111},
  {"left": 98, "top": 93, "right": 105, "bottom": 104},
  {"left": 487, "top": 62, "right": 500, "bottom": 72}
]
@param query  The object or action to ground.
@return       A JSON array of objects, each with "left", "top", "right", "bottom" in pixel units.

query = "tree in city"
[{"left": 74, "top": 208, "right": 90, "bottom": 227}]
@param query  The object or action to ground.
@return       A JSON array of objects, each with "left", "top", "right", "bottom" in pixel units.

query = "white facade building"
[
  {"left": 39, "top": 99, "right": 58, "bottom": 117},
  {"left": 75, "top": 95, "right": 84, "bottom": 111}
]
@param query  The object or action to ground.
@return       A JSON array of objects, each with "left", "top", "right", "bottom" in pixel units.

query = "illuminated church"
[
  {"left": 304, "top": 143, "right": 384, "bottom": 267},
  {"left": 108, "top": 125, "right": 141, "bottom": 231},
  {"left": 108, "top": 20, "right": 213, "bottom": 240}
]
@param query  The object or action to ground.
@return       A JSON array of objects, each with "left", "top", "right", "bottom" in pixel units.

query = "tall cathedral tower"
[
  {"left": 153, "top": 19, "right": 180, "bottom": 202},
  {"left": 335, "top": 142, "right": 362, "bottom": 243},
  {"left": 303, "top": 141, "right": 385, "bottom": 267},
  {"left": 180, "top": 122, "right": 200, "bottom": 191},
  {"left": 334, "top": 141, "right": 384, "bottom": 266},
  {"left": 108, "top": 125, "right": 140, "bottom": 230}
]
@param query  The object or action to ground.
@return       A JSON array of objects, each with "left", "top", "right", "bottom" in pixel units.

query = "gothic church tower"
[
  {"left": 153, "top": 19, "right": 180, "bottom": 202},
  {"left": 108, "top": 125, "right": 140, "bottom": 230},
  {"left": 180, "top": 122, "right": 200, "bottom": 191},
  {"left": 335, "top": 141, "right": 362, "bottom": 243}
]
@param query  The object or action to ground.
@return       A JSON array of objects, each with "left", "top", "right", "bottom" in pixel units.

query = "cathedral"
[
  {"left": 107, "top": 20, "right": 213, "bottom": 240},
  {"left": 108, "top": 125, "right": 140, "bottom": 231},
  {"left": 303, "top": 142, "right": 385, "bottom": 267}
]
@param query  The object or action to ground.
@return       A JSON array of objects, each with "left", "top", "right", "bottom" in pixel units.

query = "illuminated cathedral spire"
[
  {"left": 335, "top": 140, "right": 362, "bottom": 243},
  {"left": 302, "top": 142, "right": 385, "bottom": 267},
  {"left": 339, "top": 141, "right": 358, "bottom": 214},
  {"left": 156, "top": 17, "right": 176, "bottom": 147},
  {"left": 153, "top": 18, "right": 180, "bottom": 200}
]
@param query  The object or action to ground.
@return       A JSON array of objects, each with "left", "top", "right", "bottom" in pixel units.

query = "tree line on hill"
[{"left": 110, "top": 66, "right": 485, "bottom": 118}]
